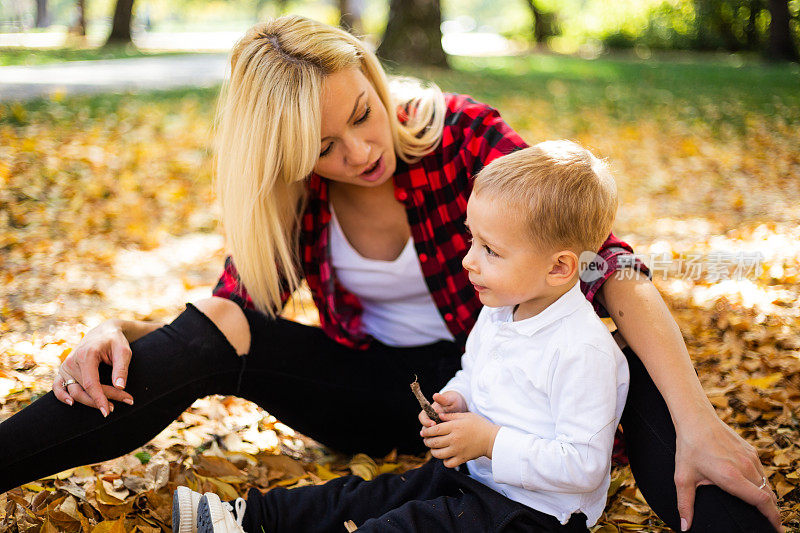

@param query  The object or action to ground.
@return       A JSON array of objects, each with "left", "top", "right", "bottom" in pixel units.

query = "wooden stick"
[{"left": 410, "top": 375, "right": 442, "bottom": 424}]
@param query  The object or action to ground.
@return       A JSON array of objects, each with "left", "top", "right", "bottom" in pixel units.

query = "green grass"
[
  {"left": 402, "top": 52, "right": 800, "bottom": 132},
  {"left": 2, "top": 50, "right": 798, "bottom": 132},
  {"left": 0, "top": 44, "right": 192, "bottom": 66}
]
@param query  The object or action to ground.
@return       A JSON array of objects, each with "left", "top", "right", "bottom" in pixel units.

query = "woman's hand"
[
  {"left": 599, "top": 271, "right": 782, "bottom": 531},
  {"left": 53, "top": 319, "right": 135, "bottom": 416},
  {"left": 420, "top": 412, "right": 500, "bottom": 468},
  {"left": 675, "top": 411, "right": 783, "bottom": 532},
  {"left": 418, "top": 390, "right": 467, "bottom": 428}
]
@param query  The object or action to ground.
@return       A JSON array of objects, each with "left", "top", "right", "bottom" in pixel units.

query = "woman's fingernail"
[
  {"left": 100, "top": 407, "right": 108, "bottom": 418},
  {"left": 124, "top": 398, "right": 134, "bottom": 405},
  {"left": 109, "top": 403, "right": 115, "bottom": 413},
  {"left": 680, "top": 518, "right": 688, "bottom": 531},
  {"left": 115, "top": 378, "right": 125, "bottom": 388},
  {"left": 66, "top": 398, "right": 73, "bottom": 406}
]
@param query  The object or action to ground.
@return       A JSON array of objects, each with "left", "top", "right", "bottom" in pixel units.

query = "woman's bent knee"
[{"left": 192, "top": 297, "right": 251, "bottom": 356}]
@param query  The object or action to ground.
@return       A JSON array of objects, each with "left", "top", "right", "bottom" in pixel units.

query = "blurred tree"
[
  {"left": 767, "top": 0, "right": 799, "bottom": 60},
  {"left": 744, "top": 0, "right": 764, "bottom": 49},
  {"left": 105, "top": 0, "right": 135, "bottom": 45},
  {"left": 338, "top": 0, "right": 363, "bottom": 35},
  {"left": 254, "top": 0, "right": 287, "bottom": 20},
  {"left": 377, "top": 0, "right": 448, "bottom": 68},
  {"left": 70, "top": 0, "right": 87, "bottom": 37},
  {"left": 35, "top": 0, "right": 49, "bottom": 27},
  {"left": 694, "top": 0, "right": 745, "bottom": 50},
  {"left": 521, "top": 0, "right": 557, "bottom": 46},
  {"left": 691, "top": 0, "right": 797, "bottom": 59}
]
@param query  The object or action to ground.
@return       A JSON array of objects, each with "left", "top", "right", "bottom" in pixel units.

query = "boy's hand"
[
  {"left": 420, "top": 412, "right": 500, "bottom": 468},
  {"left": 418, "top": 391, "right": 467, "bottom": 428}
]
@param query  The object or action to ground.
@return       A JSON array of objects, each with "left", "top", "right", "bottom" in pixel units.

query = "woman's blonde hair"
[{"left": 215, "top": 15, "right": 445, "bottom": 316}]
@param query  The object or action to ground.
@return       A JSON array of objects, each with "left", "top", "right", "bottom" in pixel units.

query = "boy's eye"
[
  {"left": 484, "top": 245, "right": 498, "bottom": 257},
  {"left": 354, "top": 105, "right": 371, "bottom": 125}
]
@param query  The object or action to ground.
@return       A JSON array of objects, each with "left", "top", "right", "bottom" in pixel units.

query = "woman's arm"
[
  {"left": 116, "top": 318, "right": 165, "bottom": 342},
  {"left": 598, "top": 270, "right": 782, "bottom": 532}
]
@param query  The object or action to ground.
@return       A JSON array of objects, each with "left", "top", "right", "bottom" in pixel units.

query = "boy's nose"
[{"left": 462, "top": 247, "right": 477, "bottom": 273}]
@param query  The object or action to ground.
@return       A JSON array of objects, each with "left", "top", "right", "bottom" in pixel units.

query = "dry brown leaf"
[{"left": 349, "top": 454, "right": 379, "bottom": 481}]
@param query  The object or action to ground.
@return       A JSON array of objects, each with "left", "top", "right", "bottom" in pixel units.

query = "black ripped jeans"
[{"left": 0, "top": 304, "right": 775, "bottom": 532}]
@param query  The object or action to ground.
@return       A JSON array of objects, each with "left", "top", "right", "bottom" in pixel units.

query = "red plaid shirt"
[{"left": 213, "top": 93, "right": 647, "bottom": 351}]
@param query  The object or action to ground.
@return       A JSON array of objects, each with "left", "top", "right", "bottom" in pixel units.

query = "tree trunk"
[
  {"left": 73, "top": 0, "right": 86, "bottom": 37},
  {"left": 745, "top": 0, "right": 762, "bottom": 49},
  {"left": 35, "top": 0, "right": 49, "bottom": 28},
  {"left": 338, "top": 0, "right": 363, "bottom": 35},
  {"left": 377, "top": 0, "right": 448, "bottom": 68},
  {"left": 105, "top": 0, "right": 136, "bottom": 46},
  {"left": 766, "top": 0, "right": 799, "bottom": 61},
  {"left": 524, "top": 0, "right": 547, "bottom": 45}
]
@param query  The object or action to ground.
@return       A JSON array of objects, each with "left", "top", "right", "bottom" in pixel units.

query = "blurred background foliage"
[{"left": 1, "top": 0, "right": 798, "bottom": 60}]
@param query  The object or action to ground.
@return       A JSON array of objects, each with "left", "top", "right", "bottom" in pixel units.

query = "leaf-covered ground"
[{"left": 1, "top": 53, "right": 799, "bottom": 532}]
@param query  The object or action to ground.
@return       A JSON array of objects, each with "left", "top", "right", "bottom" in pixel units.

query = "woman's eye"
[
  {"left": 320, "top": 143, "right": 333, "bottom": 157},
  {"left": 354, "top": 106, "right": 371, "bottom": 125}
]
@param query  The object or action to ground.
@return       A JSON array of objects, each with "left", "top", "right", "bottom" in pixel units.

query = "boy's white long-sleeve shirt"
[{"left": 441, "top": 282, "right": 629, "bottom": 526}]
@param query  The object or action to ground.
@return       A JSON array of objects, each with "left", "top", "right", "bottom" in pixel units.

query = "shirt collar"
[{"left": 489, "top": 282, "right": 585, "bottom": 337}]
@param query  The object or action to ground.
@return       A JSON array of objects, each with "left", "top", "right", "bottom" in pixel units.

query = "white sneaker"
[
  {"left": 172, "top": 486, "right": 203, "bottom": 533},
  {"left": 196, "top": 492, "right": 247, "bottom": 533}
]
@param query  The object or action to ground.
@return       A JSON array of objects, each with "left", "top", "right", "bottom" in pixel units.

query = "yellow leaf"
[
  {"left": 776, "top": 479, "right": 796, "bottom": 499},
  {"left": 349, "top": 454, "right": 378, "bottom": 481},
  {"left": 95, "top": 476, "right": 126, "bottom": 505},
  {"left": 42, "top": 467, "right": 76, "bottom": 480},
  {"left": 377, "top": 463, "right": 400, "bottom": 475},
  {"left": 223, "top": 451, "right": 259, "bottom": 467},
  {"left": 274, "top": 475, "right": 309, "bottom": 487},
  {"left": 316, "top": 464, "right": 342, "bottom": 481},
  {"left": 59, "top": 347, "right": 72, "bottom": 362},
  {"left": 92, "top": 516, "right": 126, "bottom": 533},
  {"left": 746, "top": 373, "right": 783, "bottom": 390},
  {"left": 40, "top": 519, "right": 59, "bottom": 533},
  {"left": 21, "top": 483, "right": 46, "bottom": 492},
  {"left": 194, "top": 474, "right": 239, "bottom": 500},
  {"left": 195, "top": 455, "right": 245, "bottom": 480}
]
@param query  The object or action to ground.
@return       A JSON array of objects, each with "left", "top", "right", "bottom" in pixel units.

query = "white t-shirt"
[
  {"left": 328, "top": 205, "right": 454, "bottom": 347},
  {"left": 442, "top": 282, "right": 629, "bottom": 526}
]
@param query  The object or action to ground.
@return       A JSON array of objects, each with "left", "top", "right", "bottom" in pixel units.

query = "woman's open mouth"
[{"left": 359, "top": 155, "right": 385, "bottom": 182}]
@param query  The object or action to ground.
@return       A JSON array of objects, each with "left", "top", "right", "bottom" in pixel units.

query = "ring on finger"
[
  {"left": 757, "top": 475, "right": 768, "bottom": 490},
  {"left": 63, "top": 378, "right": 77, "bottom": 387}
]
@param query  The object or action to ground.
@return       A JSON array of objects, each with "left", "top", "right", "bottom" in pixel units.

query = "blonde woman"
[{"left": 0, "top": 15, "right": 780, "bottom": 533}]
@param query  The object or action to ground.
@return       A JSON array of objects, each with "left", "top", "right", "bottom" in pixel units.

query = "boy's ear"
[{"left": 547, "top": 250, "right": 579, "bottom": 286}]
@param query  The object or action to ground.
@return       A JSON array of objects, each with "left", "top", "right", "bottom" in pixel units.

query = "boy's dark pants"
[{"left": 241, "top": 458, "right": 588, "bottom": 533}]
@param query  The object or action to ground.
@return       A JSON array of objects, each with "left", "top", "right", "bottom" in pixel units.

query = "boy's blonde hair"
[
  {"left": 215, "top": 15, "right": 445, "bottom": 316},
  {"left": 473, "top": 140, "right": 617, "bottom": 255}
]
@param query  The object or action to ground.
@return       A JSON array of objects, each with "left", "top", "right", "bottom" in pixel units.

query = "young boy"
[{"left": 172, "top": 140, "right": 629, "bottom": 533}]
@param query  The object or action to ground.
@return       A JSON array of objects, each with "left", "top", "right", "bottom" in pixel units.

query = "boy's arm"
[{"left": 490, "top": 344, "right": 623, "bottom": 494}]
